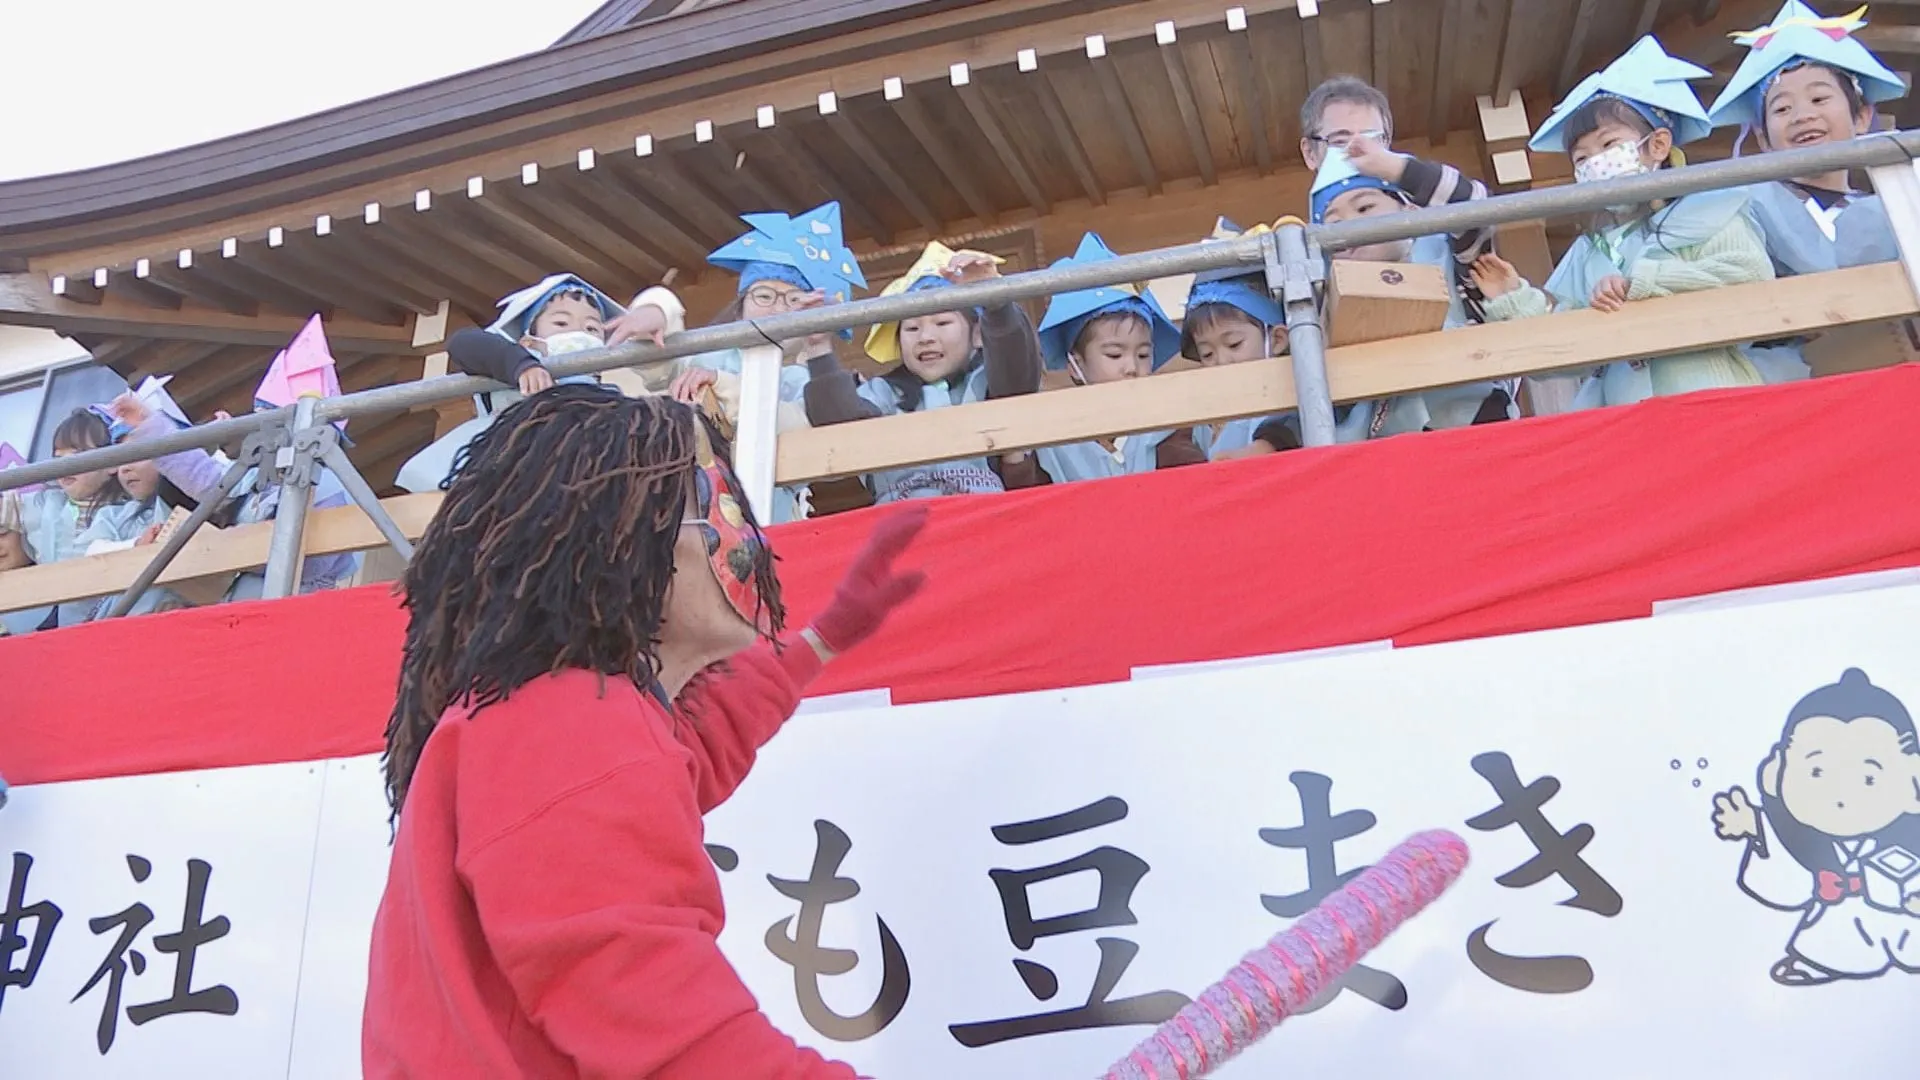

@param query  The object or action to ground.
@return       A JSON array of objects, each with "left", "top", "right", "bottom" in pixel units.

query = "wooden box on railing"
[
  {"left": 1324, "top": 260, "right": 1451, "bottom": 346},
  {"left": 1803, "top": 317, "right": 1920, "bottom": 377}
]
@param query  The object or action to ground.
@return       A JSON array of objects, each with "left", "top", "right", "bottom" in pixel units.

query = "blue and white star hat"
[
  {"left": 487, "top": 274, "right": 626, "bottom": 341},
  {"left": 1036, "top": 234, "right": 1182, "bottom": 371},
  {"left": 708, "top": 201, "right": 867, "bottom": 303},
  {"left": 1531, "top": 35, "right": 1714, "bottom": 152},
  {"left": 1310, "top": 147, "right": 1408, "bottom": 224},
  {"left": 1708, "top": 3, "right": 1905, "bottom": 131},
  {"left": 1183, "top": 218, "right": 1285, "bottom": 328}
]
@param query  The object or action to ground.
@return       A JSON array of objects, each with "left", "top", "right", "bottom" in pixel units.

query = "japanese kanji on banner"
[{"left": 3, "top": 580, "right": 1919, "bottom": 1079}]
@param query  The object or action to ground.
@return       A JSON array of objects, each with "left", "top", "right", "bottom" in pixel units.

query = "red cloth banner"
[{"left": 8, "top": 366, "right": 1920, "bottom": 788}]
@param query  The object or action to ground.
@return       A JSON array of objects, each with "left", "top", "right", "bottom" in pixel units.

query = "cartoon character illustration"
[{"left": 1712, "top": 669, "right": 1920, "bottom": 986}]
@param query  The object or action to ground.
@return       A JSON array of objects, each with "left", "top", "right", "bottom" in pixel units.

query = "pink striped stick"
[{"left": 1101, "top": 829, "right": 1470, "bottom": 1080}]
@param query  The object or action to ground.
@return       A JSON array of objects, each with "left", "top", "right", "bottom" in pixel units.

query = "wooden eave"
[{"left": 1, "top": 0, "right": 1907, "bottom": 496}]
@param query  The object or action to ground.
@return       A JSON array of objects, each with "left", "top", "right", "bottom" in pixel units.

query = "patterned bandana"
[{"left": 690, "top": 420, "right": 773, "bottom": 633}]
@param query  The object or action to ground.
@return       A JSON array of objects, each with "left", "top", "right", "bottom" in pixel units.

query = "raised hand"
[
  {"left": 809, "top": 505, "right": 930, "bottom": 656},
  {"left": 942, "top": 252, "right": 1001, "bottom": 285},
  {"left": 1712, "top": 787, "right": 1761, "bottom": 842},
  {"left": 108, "top": 392, "right": 152, "bottom": 427},
  {"left": 605, "top": 303, "right": 670, "bottom": 348},
  {"left": 1344, "top": 133, "right": 1408, "bottom": 184},
  {"left": 517, "top": 365, "right": 556, "bottom": 396},
  {"left": 1470, "top": 254, "right": 1524, "bottom": 299},
  {"left": 669, "top": 367, "right": 719, "bottom": 403}
]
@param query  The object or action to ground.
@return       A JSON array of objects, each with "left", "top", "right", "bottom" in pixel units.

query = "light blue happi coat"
[
  {"left": 224, "top": 465, "right": 361, "bottom": 602},
  {"left": 857, "top": 363, "right": 1004, "bottom": 504},
  {"left": 1406, "top": 236, "right": 1517, "bottom": 428},
  {"left": 683, "top": 348, "right": 811, "bottom": 523},
  {"left": 11, "top": 489, "right": 149, "bottom": 632},
  {"left": 1741, "top": 180, "right": 1858, "bottom": 383},
  {"left": 1036, "top": 433, "right": 1166, "bottom": 483},
  {"left": 1833, "top": 193, "right": 1897, "bottom": 269},
  {"left": 395, "top": 375, "right": 601, "bottom": 495},
  {"left": 1536, "top": 188, "right": 1756, "bottom": 409}
]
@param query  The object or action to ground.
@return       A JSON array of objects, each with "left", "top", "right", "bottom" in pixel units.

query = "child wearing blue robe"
[
  {"left": 1163, "top": 259, "right": 1303, "bottom": 462},
  {"left": 1705, "top": 2, "right": 1908, "bottom": 382},
  {"left": 1029, "top": 234, "right": 1186, "bottom": 484},
  {"left": 396, "top": 274, "right": 675, "bottom": 495},
  {"left": 1311, "top": 144, "right": 1517, "bottom": 429},
  {"left": 804, "top": 242, "right": 1044, "bottom": 503},
  {"left": 653, "top": 202, "right": 868, "bottom": 522},
  {"left": 1, "top": 409, "right": 148, "bottom": 634},
  {"left": 1476, "top": 36, "right": 1773, "bottom": 410}
]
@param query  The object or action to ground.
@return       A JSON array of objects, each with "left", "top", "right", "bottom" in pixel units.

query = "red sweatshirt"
[{"left": 363, "top": 639, "right": 862, "bottom": 1079}]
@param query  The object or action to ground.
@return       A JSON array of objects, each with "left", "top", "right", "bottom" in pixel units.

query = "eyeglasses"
[
  {"left": 1308, "top": 128, "right": 1389, "bottom": 149},
  {"left": 745, "top": 286, "right": 804, "bottom": 310}
]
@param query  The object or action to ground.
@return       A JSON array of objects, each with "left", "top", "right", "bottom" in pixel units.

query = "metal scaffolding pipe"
[{"left": 7, "top": 130, "right": 1919, "bottom": 493}]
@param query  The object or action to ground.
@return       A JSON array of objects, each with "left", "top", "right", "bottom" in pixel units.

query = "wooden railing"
[{"left": 5, "top": 261, "right": 1916, "bottom": 616}]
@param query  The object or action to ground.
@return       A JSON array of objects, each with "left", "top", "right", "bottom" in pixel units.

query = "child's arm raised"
[
  {"left": 802, "top": 352, "right": 884, "bottom": 425},
  {"left": 446, "top": 327, "right": 542, "bottom": 389},
  {"left": 1394, "top": 155, "right": 1493, "bottom": 266},
  {"left": 1625, "top": 213, "right": 1774, "bottom": 301}
]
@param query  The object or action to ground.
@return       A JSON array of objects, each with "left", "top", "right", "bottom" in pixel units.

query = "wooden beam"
[
  {"left": 201, "top": 256, "right": 333, "bottom": 317},
  {"left": 574, "top": 165, "right": 713, "bottom": 266},
  {"left": 461, "top": 192, "right": 633, "bottom": 289},
  {"left": 703, "top": 131, "right": 801, "bottom": 215},
  {"left": 1222, "top": 32, "right": 1274, "bottom": 176},
  {"left": 125, "top": 340, "right": 236, "bottom": 386},
  {"left": 404, "top": 202, "right": 550, "bottom": 288},
  {"left": 953, "top": 79, "right": 1053, "bottom": 214},
  {"left": 144, "top": 265, "right": 261, "bottom": 317},
  {"left": 153, "top": 345, "right": 271, "bottom": 407},
  {"left": 0, "top": 272, "right": 414, "bottom": 352},
  {"left": 1633, "top": 0, "right": 1663, "bottom": 39},
  {"left": 1370, "top": 0, "right": 1391, "bottom": 91},
  {"left": 0, "top": 494, "right": 446, "bottom": 613},
  {"left": 1297, "top": 9, "right": 1326, "bottom": 90},
  {"left": 491, "top": 185, "right": 655, "bottom": 289},
  {"left": 236, "top": 243, "right": 410, "bottom": 326},
  {"left": 1859, "top": 25, "right": 1920, "bottom": 55},
  {"left": 1031, "top": 71, "right": 1107, "bottom": 204},
  {"left": 821, "top": 110, "right": 944, "bottom": 232},
  {"left": 1087, "top": 54, "right": 1162, "bottom": 195},
  {"left": 890, "top": 90, "right": 999, "bottom": 222},
  {"left": 768, "top": 128, "right": 896, "bottom": 245},
  {"left": 108, "top": 270, "right": 185, "bottom": 311},
  {"left": 341, "top": 222, "right": 499, "bottom": 323},
  {"left": 1160, "top": 39, "right": 1219, "bottom": 187},
  {"left": 1556, "top": 0, "right": 1603, "bottom": 97},
  {"left": 635, "top": 155, "right": 760, "bottom": 244},
  {"left": 774, "top": 263, "right": 1919, "bottom": 483},
  {"left": 1429, "top": 0, "right": 1463, "bottom": 145}
]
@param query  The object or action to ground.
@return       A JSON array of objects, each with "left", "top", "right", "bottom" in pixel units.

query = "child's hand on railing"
[
  {"left": 1589, "top": 275, "right": 1630, "bottom": 313},
  {"left": 669, "top": 367, "right": 719, "bottom": 403},
  {"left": 1469, "top": 254, "right": 1524, "bottom": 299},
  {"left": 605, "top": 303, "right": 671, "bottom": 348},
  {"left": 517, "top": 366, "right": 555, "bottom": 396}
]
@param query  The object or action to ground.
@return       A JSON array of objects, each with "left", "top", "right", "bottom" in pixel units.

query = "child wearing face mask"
[
  {"left": 1028, "top": 234, "right": 1187, "bottom": 483},
  {"left": 1472, "top": 36, "right": 1773, "bottom": 411},
  {"left": 396, "top": 274, "right": 680, "bottom": 495},
  {"left": 804, "top": 242, "right": 1045, "bottom": 503},
  {"left": 1707, "top": 2, "right": 1907, "bottom": 383},
  {"left": 1309, "top": 151, "right": 1517, "bottom": 432}
]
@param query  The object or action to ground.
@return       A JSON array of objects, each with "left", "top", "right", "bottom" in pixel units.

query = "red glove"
[{"left": 809, "top": 505, "right": 930, "bottom": 656}]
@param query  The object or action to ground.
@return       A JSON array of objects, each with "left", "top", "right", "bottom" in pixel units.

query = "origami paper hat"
[
  {"left": 708, "top": 201, "right": 868, "bottom": 304},
  {"left": 1310, "top": 146, "right": 1408, "bottom": 224},
  {"left": 863, "top": 241, "right": 1005, "bottom": 366},
  {"left": 132, "top": 376, "right": 191, "bottom": 432},
  {"left": 1036, "top": 233, "right": 1182, "bottom": 371},
  {"left": 1184, "top": 218, "right": 1286, "bottom": 327},
  {"left": 487, "top": 273, "right": 626, "bottom": 341},
  {"left": 256, "top": 315, "right": 349, "bottom": 437},
  {"left": 1708, "top": 3, "right": 1905, "bottom": 130},
  {"left": 1531, "top": 36, "right": 1715, "bottom": 152}
]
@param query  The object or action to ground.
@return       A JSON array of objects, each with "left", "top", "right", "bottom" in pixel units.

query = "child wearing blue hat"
[
  {"left": 396, "top": 273, "right": 668, "bottom": 495},
  {"left": 1311, "top": 146, "right": 1516, "bottom": 430},
  {"left": 1473, "top": 36, "right": 1774, "bottom": 411},
  {"left": 1029, "top": 234, "right": 1188, "bottom": 483},
  {"left": 804, "top": 241, "right": 1044, "bottom": 503},
  {"left": 1707, "top": 2, "right": 1907, "bottom": 382}
]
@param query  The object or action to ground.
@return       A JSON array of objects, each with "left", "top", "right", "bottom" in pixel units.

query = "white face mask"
[
  {"left": 532, "top": 330, "right": 606, "bottom": 357},
  {"left": 1573, "top": 136, "right": 1653, "bottom": 185}
]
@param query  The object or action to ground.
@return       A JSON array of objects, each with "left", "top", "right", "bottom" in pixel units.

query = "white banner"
[{"left": 4, "top": 583, "right": 1919, "bottom": 1077}]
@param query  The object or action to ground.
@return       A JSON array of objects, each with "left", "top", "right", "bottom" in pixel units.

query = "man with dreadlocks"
[{"left": 364, "top": 384, "right": 927, "bottom": 1078}]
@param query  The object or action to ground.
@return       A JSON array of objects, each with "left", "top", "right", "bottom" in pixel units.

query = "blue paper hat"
[
  {"left": 1182, "top": 218, "right": 1286, "bottom": 327},
  {"left": 1531, "top": 36, "right": 1715, "bottom": 152},
  {"left": 1036, "top": 234, "right": 1182, "bottom": 371},
  {"left": 1309, "top": 148, "right": 1407, "bottom": 223},
  {"left": 488, "top": 274, "right": 626, "bottom": 341},
  {"left": 1707, "top": 3, "right": 1905, "bottom": 130},
  {"left": 707, "top": 201, "right": 867, "bottom": 303}
]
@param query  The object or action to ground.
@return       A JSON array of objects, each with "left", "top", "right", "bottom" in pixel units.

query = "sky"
[{"left": 1, "top": 0, "right": 605, "bottom": 181}]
